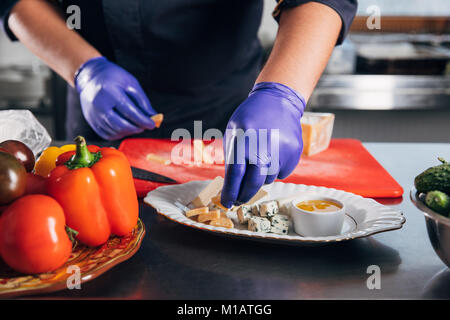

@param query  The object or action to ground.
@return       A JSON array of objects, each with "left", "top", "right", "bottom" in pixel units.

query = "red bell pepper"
[{"left": 47, "top": 136, "right": 139, "bottom": 247}]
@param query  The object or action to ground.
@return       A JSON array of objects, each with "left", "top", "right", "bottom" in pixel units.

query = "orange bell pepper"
[{"left": 47, "top": 136, "right": 139, "bottom": 247}]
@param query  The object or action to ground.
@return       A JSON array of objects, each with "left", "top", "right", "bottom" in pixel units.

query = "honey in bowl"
[{"left": 296, "top": 200, "right": 342, "bottom": 213}]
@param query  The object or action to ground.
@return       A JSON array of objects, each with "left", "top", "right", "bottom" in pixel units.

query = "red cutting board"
[{"left": 119, "top": 138, "right": 403, "bottom": 199}]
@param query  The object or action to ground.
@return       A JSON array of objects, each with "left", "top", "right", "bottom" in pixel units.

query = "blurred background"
[{"left": 0, "top": 0, "right": 449, "bottom": 142}]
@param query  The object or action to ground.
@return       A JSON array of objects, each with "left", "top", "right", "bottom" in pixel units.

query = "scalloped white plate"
[{"left": 144, "top": 181, "right": 405, "bottom": 245}]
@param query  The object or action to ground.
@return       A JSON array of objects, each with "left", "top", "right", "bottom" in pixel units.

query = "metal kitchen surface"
[{"left": 31, "top": 142, "right": 450, "bottom": 299}]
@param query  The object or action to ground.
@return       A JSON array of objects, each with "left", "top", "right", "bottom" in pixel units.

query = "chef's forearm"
[
  {"left": 8, "top": 0, "right": 101, "bottom": 86},
  {"left": 256, "top": 2, "right": 342, "bottom": 101}
]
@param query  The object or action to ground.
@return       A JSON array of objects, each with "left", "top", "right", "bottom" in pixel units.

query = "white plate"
[{"left": 144, "top": 181, "right": 406, "bottom": 245}]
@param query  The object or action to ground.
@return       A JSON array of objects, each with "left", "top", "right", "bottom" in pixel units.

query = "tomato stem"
[{"left": 65, "top": 225, "right": 79, "bottom": 249}]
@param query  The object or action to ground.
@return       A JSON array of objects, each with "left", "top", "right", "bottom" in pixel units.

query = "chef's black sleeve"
[
  {"left": 0, "top": 0, "right": 21, "bottom": 40},
  {"left": 272, "top": 0, "right": 358, "bottom": 45}
]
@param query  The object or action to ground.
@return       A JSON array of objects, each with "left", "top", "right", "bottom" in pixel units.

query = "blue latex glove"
[
  {"left": 74, "top": 57, "right": 156, "bottom": 140},
  {"left": 221, "top": 82, "right": 306, "bottom": 208}
]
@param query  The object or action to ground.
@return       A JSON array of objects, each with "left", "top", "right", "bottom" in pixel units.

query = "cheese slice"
[
  {"left": 301, "top": 112, "right": 334, "bottom": 156},
  {"left": 258, "top": 200, "right": 279, "bottom": 218},
  {"left": 248, "top": 216, "right": 271, "bottom": 233},
  {"left": 190, "top": 176, "right": 224, "bottom": 208},
  {"left": 186, "top": 206, "right": 209, "bottom": 217},
  {"left": 151, "top": 113, "right": 164, "bottom": 128},
  {"left": 211, "top": 194, "right": 230, "bottom": 211},
  {"left": 197, "top": 210, "right": 221, "bottom": 223},
  {"left": 146, "top": 153, "right": 171, "bottom": 165},
  {"left": 209, "top": 217, "right": 234, "bottom": 228}
]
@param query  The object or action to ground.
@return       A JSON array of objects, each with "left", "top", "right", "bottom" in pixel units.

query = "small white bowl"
[{"left": 290, "top": 196, "right": 345, "bottom": 237}]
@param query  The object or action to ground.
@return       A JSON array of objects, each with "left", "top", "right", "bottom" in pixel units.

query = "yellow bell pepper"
[{"left": 34, "top": 144, "right": 76, "bottom": 177}]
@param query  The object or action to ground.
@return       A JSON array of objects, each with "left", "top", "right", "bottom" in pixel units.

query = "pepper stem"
[{"left": 65, "top": 136, "right": 102, "bottom": 169}]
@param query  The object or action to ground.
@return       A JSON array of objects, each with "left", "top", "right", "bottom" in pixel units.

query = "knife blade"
[{"left": 131, "top": 166, "right": 177, "bottom": 184}]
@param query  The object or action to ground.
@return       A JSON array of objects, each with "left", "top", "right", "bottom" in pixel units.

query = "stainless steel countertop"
[{"left": 35, "top": 142, "right": 450, "bottom": 299}]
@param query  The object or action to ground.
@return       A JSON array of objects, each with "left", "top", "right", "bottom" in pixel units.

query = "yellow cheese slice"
[
  {"left": 198, "top": 210, "right": 221, "bottom": 223},
  {"left": 190, "top": 176, "right": 224, "bottom": 208},
  {"left": 301, "top": 112, "right": 335, "bottom": 156},
  {"left": 209, "top": 217, "right": 234, "bottom": 228},
  {"left": 186, "top": 206, "right": 209, "bottom": 217},
  {"left": 151, "top": 113, "right": 164, "bottom": 128},
  {"left": 146, "top": 153, "right": 171, "bottom": 165}
]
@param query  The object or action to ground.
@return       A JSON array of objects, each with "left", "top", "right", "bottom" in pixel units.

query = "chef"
[{"left": 1, "top": 0, "right": 357, "bottom": 208}]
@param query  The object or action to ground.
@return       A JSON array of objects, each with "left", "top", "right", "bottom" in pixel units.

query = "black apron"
[{"left": 66, "top": 0, "right": 263, "bottom": 140}]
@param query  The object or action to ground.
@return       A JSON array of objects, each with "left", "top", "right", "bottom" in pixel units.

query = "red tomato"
[
  {"left": 24, "top": 172, "right": 48, "bottom": 195},
  {"left": 0, "top": 195, "right": 72, "bottom": 274}
]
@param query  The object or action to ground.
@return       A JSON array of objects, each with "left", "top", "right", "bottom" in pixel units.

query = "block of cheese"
[
  {"left": 146, "top": 153, "right": 171, "bottom": 165},
  {"left": 211, "top": 194, "right": 230, "bottom": 211},
  {"left": 301, "top": 112, "right": 335, "bottom": 156},
  {"left": 270, "top": 224, "right": 289, "bottom": 235},
  {"left": 258, "top": 200, "right": 279, "bottom": 218},
  {"left": 186, "top": 206, "right": 209, "bottom": 217},
  {"left": 237, "top": 205, "right": 252, "bottom": 224},
  {"left": 209, "top": 217, "right": 234, "bottom": 228},
  {"left": 270, "top": 214, "right": 290, "bottom": 235},
  {"left": 151, "top": 113, "right": 164, "bottom": 128},
  {"left": 248, "top": 216, "right": 271, "bottom": 233},
  {"left": 190, "top": 176, "right": 224, "bottom": 208},
  {"left": 198, "top": 210, "right": 221, "bottom": 223},
  {"left": 270, "top": 214, "right": 290, "bottom": 227},
  {"left": 277, "top": 196, "right": 298, "bottom": 215}
]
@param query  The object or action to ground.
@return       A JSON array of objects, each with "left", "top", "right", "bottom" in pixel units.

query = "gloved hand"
[
  {"left": 74, "top": 56, "right": 157, "bottom": 140},
  {"left": 221, "top": 82, "right": 306, "bottom": 208}
]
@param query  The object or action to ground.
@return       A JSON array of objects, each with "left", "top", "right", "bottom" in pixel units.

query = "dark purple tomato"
[
  {"left": 0, "top": 140, "right": 35, "bottom": 172},
  {"left": 0, "top": 151, "right": 27, "bottom": 205}
]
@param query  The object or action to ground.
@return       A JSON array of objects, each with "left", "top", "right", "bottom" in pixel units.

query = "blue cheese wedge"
[
  {"left": 270, "top": 224, "right": 289, "bottom": 235},
  {"left": 258, "top": 200, "right": 279, "bottom": 218},
  {"left": 270, "top": 214, "right": 290, "bottom": 235},
  {"left": 248, "top": 216, "right": 271, "bottom": 233},
  {"left": 270, "top": 214, "right": 290, "bottom": 227},
  {"left": 237, "top": 205, "right": 253, "bottom": 224},
  {"left": 251, "top": 204, "right": 260, "bottom": 216}
]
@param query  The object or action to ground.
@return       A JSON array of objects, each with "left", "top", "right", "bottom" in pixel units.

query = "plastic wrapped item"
[
  {"left": 301, "top": 112, "right": 335, "bottom": 156},
  {"left": 0, "top": 109, "right": 51, "bottom": 155}
]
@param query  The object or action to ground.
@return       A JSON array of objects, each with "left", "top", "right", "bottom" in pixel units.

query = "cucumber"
[
  {"left": 425, "top": 190, "right": 450, "bottom": 216},
  {"left": 415, "top": 157, "right": 450, "bottom": 194}
]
